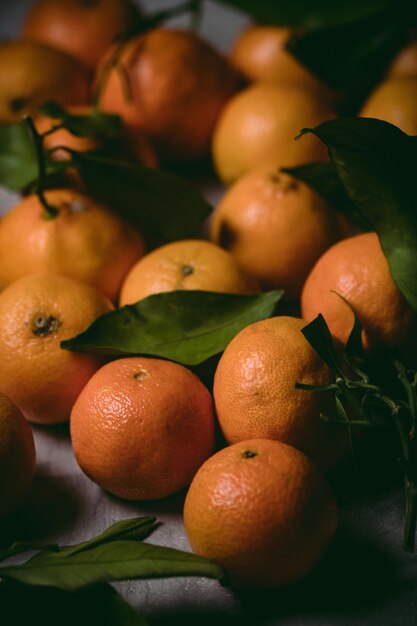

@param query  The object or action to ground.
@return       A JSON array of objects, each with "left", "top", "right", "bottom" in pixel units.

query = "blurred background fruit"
[
  {"left": 359, "top": 77, "right": 417, "bottom": 134},
  {"left": 301, "top": 232, "right": 416, "bottom": 351},
  {"left": 71, "top": 356, "right": 216, "bottom": 500},
  {"left": 213, "top": 316, "right": 349, "bottom": 471},
  {"left": 211, "top": 166, "right": 344, "bottom": 300},
  {"left": 119, "top": 238, "right": 259, "bottom": 305},
  {"left": 0, "top": 392, "right": 36, "bottom": 519},
  {"left": 387, "top": 40, "right": 417, "bottom": 79},
  {"left": 0, "top": 40, "right": 90, "bottom": 124},
  {"left": 184, "top": 438, "right": 338, "bottom": 587},
  {"left": 21, "top": 0, "right": 141, "bottom": 72},
  {"left": 0, "top": 274, "right": 113, "bottom": 424},
  {"left": 230, "top": 25, "right": 335, "bottom": 100},
  {"left": 0, "top": 188, "right": 145, "bottom": 302},
  {"left": 96, "top": 27, "right": 241, "bottom": 163},
  {"left": 212, "top": 82, "right": 336, "bottom": 183}
]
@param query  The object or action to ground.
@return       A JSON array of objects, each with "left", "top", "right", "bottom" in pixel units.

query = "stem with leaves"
[
  {"left": 23, "top": 116, "right": 58, "bottom": 219},
  {"left": 298, "top": 311, "right": 417, "bottom": 552}
]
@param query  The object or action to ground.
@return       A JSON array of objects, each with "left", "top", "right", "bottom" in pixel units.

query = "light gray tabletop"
[{"left": 0, "top": 2, "right": 416, "bottom": 624}]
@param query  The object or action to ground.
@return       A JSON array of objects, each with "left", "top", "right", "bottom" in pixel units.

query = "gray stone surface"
[{"left": 0, "top": 1, "right": 417, "bottom": 624}]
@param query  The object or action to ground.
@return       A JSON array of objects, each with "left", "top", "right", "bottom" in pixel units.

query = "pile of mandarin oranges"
[{"left": 0, "top": 0, "right": 416, "bottom": 589}]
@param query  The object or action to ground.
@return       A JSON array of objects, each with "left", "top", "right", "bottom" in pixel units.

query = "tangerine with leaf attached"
[{"left": 213, "top": 315, "right": 349, "bottom": 471}]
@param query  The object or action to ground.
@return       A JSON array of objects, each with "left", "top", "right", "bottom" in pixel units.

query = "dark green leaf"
[
  {"left": 70, "top": 151, "right": 212, "bottom": 245},
  {"left": 55, "top": 516, "right": 158, "bottom": 558},
  {"left": 281, "top": 162, "right": 367, "bottom": 228},
  {"left": 216, "top": 0, "right": 396, "bottom": 28},
  {"left": 0, "top": 123, "right": 37, "bottom": 191},
  {"left": 301, "top": 314, "right": 346, "bottom": 379},
  {"left": 219, "top": 1, "right": 414, "bottom": 101},
  {"left": 0, "top": 580, "right": 149, "bottom": 626},
  {"left": 286, "top": 10, "right": 408, "bottom": 96},
  {"left": 331, "top": 291, "right": 364, "bottom": 359},
  {"left": 39, "top": 102, "right": 123, "bottom": 139},
  {"left": 0, "top": 540, "right": 225, "bottom": 590},
  {"left": 61, "top": 289, "right": 283, "bottom": 366},
  {"left": 300, "top": 117, "right": 417, "bottom": 312}
]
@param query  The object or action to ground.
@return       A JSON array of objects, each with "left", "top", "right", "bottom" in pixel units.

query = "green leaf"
[
  {"left": 219, "top": 1, "right": 414, "bottom": 100},
  {"left": 331, "top": 291, "right": 364, "bottom": 359},
  {"left": 286, "top": 10, "right": 409, "bottom": 95},
  {"left": 0, "top": 540, "right": 225, "bottom": 591},
  {"left": 216, "top": 0, "right": 396, "bottom": 28},
  {"left": 0, "top": 580, "right": 149, "bottom": 626},
  {"left": 300, "top": 117, "right": 417, "bottom": 312},
  {"left": 69, "top": 151, "right": 212, "bottom": 245},
  {"left": 55, "top": 516, "right": 158, "bottom": 558},
  {"left": 61, "top": 289, "right": 283, "bottom": 366},
  {"left": 0, "top": 123, "right": 37, "bottom": 191},
  {"left": 301, "top": 314, "right": 346, "bottom": 379},
  {"left": 281, "top": 162, "right": 367, "bottom": 228},
  {"left": 39, "top": 102, "right": 123, "bottom": 139}
]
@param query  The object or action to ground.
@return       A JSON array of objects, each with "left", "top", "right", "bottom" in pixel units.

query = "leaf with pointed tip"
[
  {"left": 301, "top": 314, "right": 346, "bottom": 379},
  {"left": 282, "top": 162, "right": 367, "bottom": 229},
  {"left": 330, "top": 291, "right": 364, "bottom": 359},
  {"left": 300, "top": 117, "right": 417, "bottom": 312},
  {"left": 0, "top": 540, "right": 225, "bottom": 591},
  {"left": 61, "top": 290, "right": 283, "bottom": 366},
  {"left": 55, "top": 516, "right": 158, "bottom": 558}
]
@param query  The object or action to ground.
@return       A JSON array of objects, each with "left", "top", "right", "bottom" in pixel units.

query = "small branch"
[
  {"left": 24, "top": 116, "right": 58, "bottom": 219},
  {"left": 41, "top": 122, "right": 65, "bottom": 138}
]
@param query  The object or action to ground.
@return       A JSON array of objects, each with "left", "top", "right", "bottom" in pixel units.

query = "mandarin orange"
[
  {"left": 184, "top": 438, "right": 338, "bottom": 587},
  {"left": 70, "top": 357, "right": 216, "bottom": 500}
]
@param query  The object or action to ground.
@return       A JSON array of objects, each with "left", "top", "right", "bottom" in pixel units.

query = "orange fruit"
[
  {"left": 21, "top": 0, "right": 141, "bottom": 72},
  {"left": 230, "top": 25, "right": 334, "bottom": 99},
  {"left": 213, "top": 316, "right": 348, "bottom": 471},
  {"left": 96, "top": 27, "right": 240, "bottom": 162},
  {"left": 0, "top": 41, "right": 90, "bottom": 124},
  {"left": 70, "top": 357, "right": 216, "bottom": 500},
  {"left": 0, "top": 393, "right": 36, "bottom": 520},
  {"left": 359, "top": 77, "right": 417, "bottom": 134},
  {"left": 0, "top": 274, "right": 113, "bottom": 424},
  {"left": 119, "top": 239, "right": 259, "bottom": 305},
  {"left": 387, "top": 40, "right": 417, "bottom": 78},
  {"left": 301, "top": 232, "right": 416, "bottom": 351},
  {"left": 0, "top": 188, "right": 145, "bottom": 302},
  {"left": 210, "top": 166, "right": 343, "bottom": 300},
  {"left": 212, "top": 82, "right": 336, "bottom": 184},
  {"left": 184, "top": 438, "right": 338, "bottom": 587}
]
